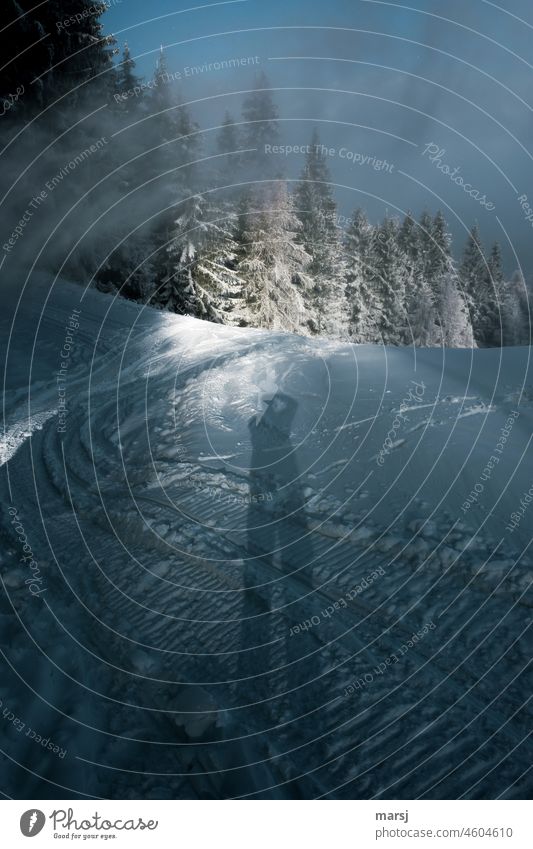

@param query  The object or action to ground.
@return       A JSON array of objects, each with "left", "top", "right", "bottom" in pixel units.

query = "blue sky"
[{"left": 104, "top": 0, "right": 533, "bottom": 272}]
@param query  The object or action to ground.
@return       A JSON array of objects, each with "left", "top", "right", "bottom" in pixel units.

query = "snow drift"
[{"left": 0, "top": 278, "right": 531, "bottom": 799}]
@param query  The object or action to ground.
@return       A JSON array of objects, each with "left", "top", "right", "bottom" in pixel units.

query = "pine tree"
[
  {"left": 236, "top": 183, "right": 311, "bottom": 332},
  {"left": 235, "top": 188, "right": 274, "bottom": 325},
  {"left": 460, "top": 225, "right": 490, "bottom": 346},
  {"left": 344, "top": 209, "right": 380, "bottom": 342},
  {"left": 398, "top": 211, "right": 437, "bottom": 346},
  {"left": 484, "top": 242, "right": 505, "bottom": 346},
  {"left": 417, "top": 210, "right": 435, "bottom": 285},
  {"left": 430, "top": 210, "right": 453, "bottom": 280},
  {"left": 262, "top": 181, "right": 312, "bottom": 332},
  {"left": 398, "top": 211, "right": 419, "bottom": 273},
  {"left": 409, "top": 281, "right": 439, "bottom": 346},
  {"left": 436, "top": 271, "right": 475, "bottom": 348},
  {"left": 217, "top": 111, "right": 240, "bottom": 156},
  {"left": 148, "top": 49, "right": 180, "bottom": 300},
  {"left": 412, "top": 211, "right": 474, "bottom": 348},
  {"left": 147, "top": 49, "right": 202, "bottom": 303},
  {"left": 214, "top": 112, "right": 242, "bottom": 198},
  {"left": 241, "top": 71, "right": 279, "bottom": 178},
  {"left": 115, "top": 42, "right": 140, "bottom": 108},
  {"left": 150, "top": 47, "right": 177, "bottom": 144},
  {"left": 154, "top": 193, "right": 220, "bottom": 320},
  {"left": 370, "top": 216, "right": 407, "bottom": 345},
  {"left": 294, "top": 130, "right": 337, "bottom": 269},
  {"left": 197, "top": 211, "right": 247, "bottom": 323},
  {"left": 501, "top": 271, "right": 531, "bottom": 346},
  {"left": 294, "top": 130, "right": 345, "bottom": 335},
  {"left": 487, "top": 242, "right": 504, "bottom": 288},
  {"left": 51, "top": 1, "right": 117, "bottom": 105}
]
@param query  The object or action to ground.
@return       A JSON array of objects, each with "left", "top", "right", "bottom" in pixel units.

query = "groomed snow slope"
[{"left": 0, "top": 278, "right": 531, "bottom": 799}]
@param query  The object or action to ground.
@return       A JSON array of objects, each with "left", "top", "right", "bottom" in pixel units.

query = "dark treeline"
[{"left": 1, "top": 1, "right": 530, "bottom": 347}]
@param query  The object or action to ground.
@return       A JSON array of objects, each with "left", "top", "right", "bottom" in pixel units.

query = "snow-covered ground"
[{"left": 0, "top": 278, "right": 531, "bottom": 799}]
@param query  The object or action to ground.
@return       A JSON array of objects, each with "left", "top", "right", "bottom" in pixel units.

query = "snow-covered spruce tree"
[
  {"left": 294, "top": 130, "right": 337, "bottom": 274},
  {"left": 151, "top": 47, "right": 172, "bottom": 114},
  {"left": 487, "top": 241, "right": 504, "bottom": 288},
  {"left": 235, "top": 183, "right": 311, "bottom": 332},
  {"left": 263, "top": 181, "right": 312, "bottom": 332},
  {"left": 416, "top": 210, "right": 436, "bottom": 285},
  {"left": 213, "top": 111, "right": 246, "bottom": 209},
  {"left": 155, "top": 102, "right": 239, "bottom": 321},
  {"left": 436, "top": 270, "right": 475, "bottom": 348},
  {"left": 50, "top": 1, "right": 117, "bottom": 107},
  {"left": 501, "top": 271, "right": 531, "bottom": 346},
  {"left": 344, "top": 209, "right": 381, "bottom": 342},
  {"left": 398, "top": 210, "right": 419, "bottom": 272},
  {"left": 415, "top": 210, "right": 474, "bottom": 347},
  {"left": 204, "top": 111, "right": 245, "bottom": 295},
  {"left": 156, "top": 193, "right": 222, "bottom": 320},
  {"left": 95, "top": 47, "right": 174, "bottom": 302},
  {"left": 174, "top": 93, "right": 200, "bottom": 173},
  {"left": 459, "top": 224, "right": 491, "bottom": 346},
  {"left": 430, "top": 210, "right": 453, "bottom": 281},
  {"left": 231, "top": 188, "right": 272, "bottom": 326},
  {"left": 122, "top": 43, "right": 137, "bottom": 89},
  {"left": 114, "top": 43, "right": 140, "bottom": 112},
  {"left": 197, "top": 218, "right": 248, "bottom": 324},
  {"left": 294, "top": 130, "right": 346, "bottom": 336},
  {"left": 423, "top": 211, "right": 456, "bottom": 346},
  {"left": 217, "top": 111, "right": 240, "bottom": 157},
  {"left": 200, "top": 189, "right": 259, "bottom": 326},
  {"left": 180, "top": 187, "right": 252, "bottom": 326},
  {"left": 370, "top": 216, "right": 407, "bottom": 345},
  {"left": 483, "top": 242, "right": 506, "bottom": 346},
  {"left": 145, "top": 47, "right": 180, "bottom": 215},
  {"left": 398, "top": 211, "right": 438, "bottom": 346},
  {"left": 110, "top": 43, "right": 146, "bottom": 194},
  {"left": 148, "top": 47, "right": 200, "bottom": 168},
  {"left": 428, "top": 215, "right": 476, "bottom": 348},
  {"left": 147, "top": 50, "right": 204, "bottom": 310},
  {"left": 241, "top": 71, "right": 280, "bottom": 179}
]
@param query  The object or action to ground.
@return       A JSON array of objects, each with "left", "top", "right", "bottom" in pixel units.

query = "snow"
[{"left": 0, "top": 278, "right": 531, "bottom": 800}]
